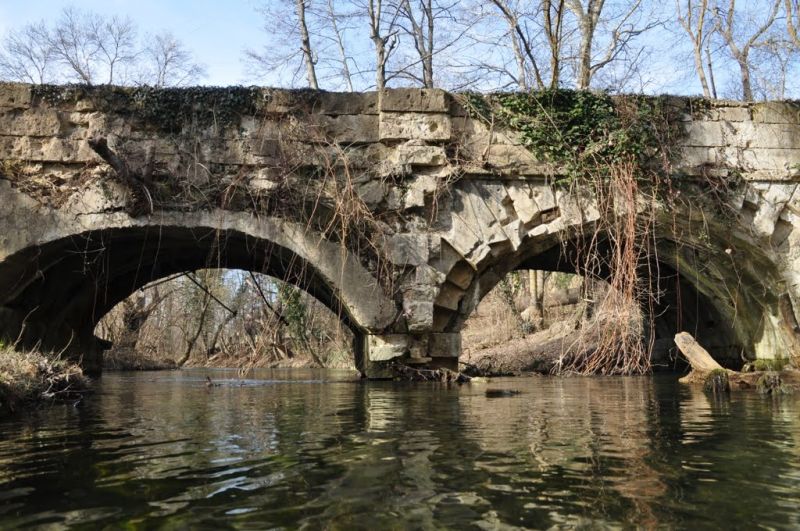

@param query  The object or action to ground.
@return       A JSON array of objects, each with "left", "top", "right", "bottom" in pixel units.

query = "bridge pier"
[{"left": 359, "top": 333, "right": 461, "bottom": 378}]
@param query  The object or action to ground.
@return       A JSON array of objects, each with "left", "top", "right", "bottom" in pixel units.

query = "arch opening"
[
  {"left": 453, "top": 235, "right": 745, "bottom": 374},
  {"left": 0, "top": 223, "right": 392, "bottom": 374},
  {"left": 96, "top": 268, "right": 356, "bottom": 371}
]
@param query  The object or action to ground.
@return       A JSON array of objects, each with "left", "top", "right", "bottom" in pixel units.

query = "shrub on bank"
[{"left": 0, "top": 344, "right": 90, "bottom": 416}]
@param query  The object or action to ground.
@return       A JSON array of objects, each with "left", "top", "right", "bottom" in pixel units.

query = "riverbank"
[
  {"left": 0, "top": 346, "right": 90, "bottom": 416},
  {"left": 103, "top": 346, "right": 356, "bottom": 372}
]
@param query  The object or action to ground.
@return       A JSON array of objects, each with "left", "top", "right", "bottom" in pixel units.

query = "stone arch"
[
  {"left": 0, "top": 212, "right": 398, "bottom": 374},
  {"left": 427, "top": 180, "right": 794, "bottom": 367}
]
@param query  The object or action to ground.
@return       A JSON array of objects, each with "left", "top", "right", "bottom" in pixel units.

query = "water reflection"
[{"left": 0, "top": 371, "right": 799, "bottom": 528}]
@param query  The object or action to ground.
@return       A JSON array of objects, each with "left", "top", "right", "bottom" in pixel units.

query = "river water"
[{"left": 1, "top": 370, "right": 799, "bottom": 529}]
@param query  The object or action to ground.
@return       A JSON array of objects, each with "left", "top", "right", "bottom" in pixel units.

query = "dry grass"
[{"left": 0, "top": 345, "right": 90, "bottom": 415}]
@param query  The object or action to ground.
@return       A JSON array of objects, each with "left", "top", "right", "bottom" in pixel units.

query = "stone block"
[
  {"left": 428, "top": 333, "right": 461, "bottom": 358},
  {"left": 403, "top": 300, "right": 435, "bottom": 332},
  {"left": 380, "top": 112, "right": 451, "bottom": 141},
  {"left": 752, "top": 102, "right": 800, "bottom": 124},
  {"left": 435, "top": 282, "right": 465, "bottom": 311},
  {"left": 314, "top": 92, "right": 379, "bottom": 115},
  {"left": 381, "top": 88, "right": 449, "bottom": 113},
  {"left": 730, "top": 122, "right": 800, "bottom": 150},
  {"left": 446, "top": 261, "right": 474, "bottom": 290},
  {"left": 395, "top": 144, "right": 447, "bottom": 166},
  {"left": 0, "top": 84, "right": 32, "bottom": 108},
  {"left": 318, "top": 114, "right": 379, "bottom": 144},
  {"left": 714, "top": 106, "right": 751, "bottom": 122},
  {"left": 677, "top": 146, "right": 716, "bottom": 169},
  {"left": 367, "top": 334, "right": 408, "bottom": 361},
  {"left": 683, "top": 120, "right": 726, "bottom": 146},
  {"left": 355, "top": 180, "right": 384, "bottom": 207},
  {"left": 0, "top": 109, "right": 61, "bottom": 136},
  {"left": 532, "top": 185, "right": 556, "bottom": 212},
  {"left": 506, "top": 183, "right": 540, "bottom": 225},
  {"left": 387, "top": 233, "right": 429, "bottom": 266},
  {"left": 484, "top": 144, "right": 548, "bottom": 175},
  {"left": 402, "top": 173, "right": 438, "bottom": 209}
]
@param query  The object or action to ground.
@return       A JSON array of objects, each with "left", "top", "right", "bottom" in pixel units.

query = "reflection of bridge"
[{"left": 1, "top": 83, "right": 799, "bottom": 376}]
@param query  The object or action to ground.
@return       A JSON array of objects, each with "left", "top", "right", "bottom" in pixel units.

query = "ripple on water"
[{"left": 0, "top": 371, "right": 799, "bottom": 528}]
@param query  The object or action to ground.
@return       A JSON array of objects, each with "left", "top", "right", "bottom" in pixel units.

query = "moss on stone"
[
  {"left": 704, "top": 368, "right": 730, "bottom": 394},
  {"left": 756, "top": 372, "right": 792, "bottom": 395},
  {"left": 753, "top": 358, "right": 790, "bottom": 372}
]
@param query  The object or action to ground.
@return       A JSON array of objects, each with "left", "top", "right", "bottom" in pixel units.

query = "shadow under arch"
[{"left": 0, "top": 220, "right": 398, "bottom": 374}]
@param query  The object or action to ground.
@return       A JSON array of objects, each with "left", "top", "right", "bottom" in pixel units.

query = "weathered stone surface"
[
  {"left": 403, "top": 173, "right": 438, "bottom": 209},
  {"left": 381, "top": 88, "right": 449, "bottom": 113},
  {"left": 317, "top": 114, "right": 379, "bottom": 144},
  {"left": 0, "top": 83, "right": 31, "bottom": 109},
  {"left": 0, "top": 109, "right": 61, "bottom": 136},
  {"left": 394, "top": 144, "right": 447, "bottom": 166},
  {"left": 752, "top": 102, "right": 800, "bottom": 124},
  {"left": 428, "top": 333, "right": 461, "bottom": 358},
  {"left": 380, "top": 112, "right": 451, "bottom": 141},
  {"left": 3, "top": 84, "right": 800, "bottom": 377},
  {"left": 435, "top": 282, "right": 465, "bottom": 311},
  {"left": 387, "top": 233, "right": 429, "bottom": 266},
  {"left": 367, "top": 334, "right": 408, "bottom": 361}
]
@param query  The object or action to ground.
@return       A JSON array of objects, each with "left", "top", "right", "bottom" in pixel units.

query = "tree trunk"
[{"left": 295, "top": 0, "right": 319, "bottom": 89}]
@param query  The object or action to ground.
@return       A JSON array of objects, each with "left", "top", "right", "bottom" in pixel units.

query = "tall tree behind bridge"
[
  {"left": 711, "top": 0, "right": 781, "bottom": 101},
  {"left": 0, "top": 21, "right": 56, "bottom": 84},
  {"left": 0, "top": 7, "right": 204, "bottom": 87}
]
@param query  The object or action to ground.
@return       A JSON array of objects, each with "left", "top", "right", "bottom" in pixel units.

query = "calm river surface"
[{"left": 1, "top": 369, "right": 799, "bottom": 529}]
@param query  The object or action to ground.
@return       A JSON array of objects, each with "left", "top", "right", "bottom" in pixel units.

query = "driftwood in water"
[
  {"left": 674, "top": 332, "right": 723, "bottom": 381},
  {"left": 675, "top": 331, "right": 800, "bottom": 391}
]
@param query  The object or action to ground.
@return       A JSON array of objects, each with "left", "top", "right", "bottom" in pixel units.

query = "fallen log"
[{"left": 674, "top": 331, "right": 800, "bottom": 392}]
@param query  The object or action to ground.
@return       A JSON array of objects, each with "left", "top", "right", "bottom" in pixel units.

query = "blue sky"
[{"left": 0, "top": 0, "right": 267, "bottom": 85}]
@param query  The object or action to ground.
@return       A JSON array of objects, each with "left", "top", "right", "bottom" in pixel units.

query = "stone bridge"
[{"left": 1, "top": 83, "right": 800, "bottom": 376}]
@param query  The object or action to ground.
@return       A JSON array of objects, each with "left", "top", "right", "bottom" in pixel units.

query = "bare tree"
[
  {"left": 676, "top": 0, "right": 714, "bottom": 97},
  {"left": 49, "top": 7, "right": 97, "bottom": 84},
  {"left": 324, "top": 0, "right": 356, "bottom": 91},
  {"left": 140, "top": 31, "right": 205, "bottom": 87},
  {"left": 543, "top": 0, "right": 567, "bottom": 89},
  {"left": 366, "top": 0, "right": 401, "bottom": 90},
  {"left": 713, "top": 0, "right": 781, "bottom": 101},
  {"left": 86, "top": 14, "right": 138, "bottom": 84},
  {"left": 750, "top": 34, "right": 798, "bottom": 99},
  {"left": 788, "top": 0, "right": 800, "bottom": 46},
  {"left": 566, "top": 0, "right": 659, "bottom": 90},
  {"left": 296, "top": 0, "right": 320, "bottom": 88},
  {"left": 0, "top": 21, "right": 55, "bottom": 84},
  {"left": 490, "top": 0, "right": 545, "bottom": 90}
]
